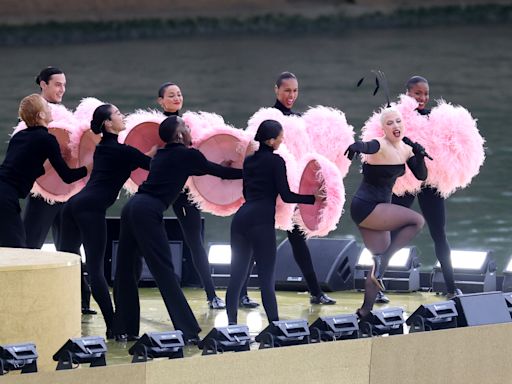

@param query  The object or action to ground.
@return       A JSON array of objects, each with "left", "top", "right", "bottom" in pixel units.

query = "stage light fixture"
[
  {"left": 406, "top": 300, "right": 458, "bottom": 332},
  {"left": 208, "top": 243, "right": 259, "bottom": 288},
  {"left": 255, "top": 319, "right": 310, "bottom": 349},
  {"left": 358, "top": 307, "right": 405, "bottom": 337},
  {"left": 355, "top": 247, "right": 420, "bottom": 292},
  {"left": 208, "top": 243, "right": 231, "bottom": 264},
  {"left": 198, "top": 325, "right": 251, "bottom": 355},
  {"left": 53, "top": 336, "right": 107, "bottom": 370},
  {"left": 129, "top": 331, "right": 184, "bottom": 363},
  {"left": 432, "top": 249, "right": 496, "bottom": 294},
  {"left": 0, "top": 342, "right": 38, "bottom": 375},
  {"left": 309, "top": 314, "right": 359, "bottom": 342}
]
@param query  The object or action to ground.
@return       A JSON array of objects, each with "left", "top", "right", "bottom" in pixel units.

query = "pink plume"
[
  {"left": 247, "top": 108, "right": 312, "bottom": 160},
  {"left": 422, "top": 100, "right": 485, "bottom": 197},
  {"left": 302, "top": 106, "right": 355, "bottom": 177}
]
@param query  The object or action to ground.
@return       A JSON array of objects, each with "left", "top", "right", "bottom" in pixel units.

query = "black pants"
[
  {"left": 113, "top": 194, "right": 201, "bottom": 339},
  {"left": 240, "top": 226, "right": 322, "bottom": 298},
  {"left": 59, "top": 200, "right": 114, "bottom": 329},
  {"left": 392, "top": 187, "right": 455, "bottom": 293},
  {"left": 23, "top": 195, "right": 63, "bottom": 248},
  {"left": 226, "top": 202, "right": 279, "bottom": 324},
  {"left": 172, "top": 192, "right": 217, "bottom": 301},
  {"left": 0, "top": 182, "right": 26, "bottom": 247}
]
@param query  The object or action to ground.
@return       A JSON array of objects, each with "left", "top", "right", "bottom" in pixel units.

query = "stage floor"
[{"left": 81, "top": 288, "right": 448, "bottom": 365}]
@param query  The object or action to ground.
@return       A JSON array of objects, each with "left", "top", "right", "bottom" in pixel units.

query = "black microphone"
[{"left": 402, "top": 136, "right": 433, "bottom": 160}]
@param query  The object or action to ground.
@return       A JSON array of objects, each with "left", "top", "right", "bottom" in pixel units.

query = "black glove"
[
  {"left": 402, "top": 136, "right": 431, "bottom": 159},
  {"left": 344, "top": 140, "right": 380, "bottom": 160},
  {"left": 344, "top": 142, "right": 364, "bottom": 160},
  {"left": 411, "top": 142, "right": 426, "bottom": 156}
]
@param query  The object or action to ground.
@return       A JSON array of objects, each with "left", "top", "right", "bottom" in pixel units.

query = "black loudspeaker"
[
  {"left": 406, "top": 301, "right": 458, "bottom": 332},
  {"left": 452, "top": 291, "right": 512, "bottom": 327},
  {"left": 110, "top": 240, "right": 183, "bottom": 282},
  {"left": 105, "top": 216, "right": 203, "bottom": 286},
  {"left": 275, "top": 238, "right": 360, "bottom": 292}
]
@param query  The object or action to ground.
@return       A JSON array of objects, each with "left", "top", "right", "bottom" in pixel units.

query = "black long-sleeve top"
[
  {"left": 74, "top": 132, "right": 151, "bottom": 210},
  {"left": 0, "top": 125, "right": 87, "bottom": 198},
  {"left": 242, "top": 144, "right": 315, "bottom": 205},
  {"left": 273, "top": 100, "right": 301, "bottom": 117},
  {"left": 138, "top": 142, "right": 242, "bottom": 208}
]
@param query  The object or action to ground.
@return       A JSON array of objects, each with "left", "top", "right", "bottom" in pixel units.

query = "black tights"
[
  {"left": 226, "top": 222, "right": 278, "bottom": 324},
  {"left": 356, "top": 202, "right": 425, "bottom": 316},
  {"left": 239, "top": 226, "right": 322, "bottom": 298},
  {"left": 172, "top": 192, "right": 218, "bottom": 301},
  {"left": 392, "top": 187, "right": 455, "bottom": 293},
  {"left": 59, "top": 205, "right": 114, "bottom": 330}
]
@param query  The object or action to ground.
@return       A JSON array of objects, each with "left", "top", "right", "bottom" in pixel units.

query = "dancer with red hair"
[{"left": 0, "top": 94, "right": 88, "bottom": 247}]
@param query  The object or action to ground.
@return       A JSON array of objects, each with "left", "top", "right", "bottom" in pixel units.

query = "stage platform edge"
[
  {"left": 3, "top": 322, "right": 512, "bottom": 383},
  {"left": 0, "top": 247, "right": 81, "bottom": 371}
]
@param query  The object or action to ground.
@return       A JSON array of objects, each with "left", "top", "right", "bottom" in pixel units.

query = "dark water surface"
[{"left": 1, "top": 24, "right": 511, "bottom": 270}]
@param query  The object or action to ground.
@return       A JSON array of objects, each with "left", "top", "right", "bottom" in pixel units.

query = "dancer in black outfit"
[
  {"left": 58, "top": 104, "right": 154, "bottom": 338},
  {"left": 241, "top": 72, "right": 335, "bottom": 306},
  {"left": 0, "top": 94, "right": 87, "bottom": 247},
  {"left": 346, "top": 108, "right": 427, "bottom": 318},
  {"left": 23, "top": 67, "right": 68, "bottom": 249},
  {"left": 22, "top": 67, "right": 95, "bottom": 314},
  {"left": 392, "top": 76, "right": 461, "bottom": 299},
  {"left": 157, "top": 82, "right": 225, "bottom": 309},
  {"left": 226, "top": 120, "right": 319, "bottom": 325},
  {"left": 113, "top": 115, "right": 242, "bottom": 342}
]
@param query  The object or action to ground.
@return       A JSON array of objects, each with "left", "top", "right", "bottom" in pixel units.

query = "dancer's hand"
[
  {"left": 344, "top": 142, "right": 363, "bottom": 160},
  {"left": 145, "top": 145, "right": 159, "bottom": 158}
]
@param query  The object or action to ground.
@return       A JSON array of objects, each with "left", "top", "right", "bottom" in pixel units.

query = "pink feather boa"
[
  {"left": 294, "top": 153, "right": 345, "bottom": 238},
  {"left": 302, "top": 106, "right": 355, "bottom": 178},
  {"left": 361, "top": 95, "right": 485, "bottom": 197}
]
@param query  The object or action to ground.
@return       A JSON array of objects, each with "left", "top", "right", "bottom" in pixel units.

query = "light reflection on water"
[{"left": 0, "top": 24, "right": 511, "bottom": 269}]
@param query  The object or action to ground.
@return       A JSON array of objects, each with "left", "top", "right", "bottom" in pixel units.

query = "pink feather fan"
[
  {"left": 119, "top": 109, "right": 166, "bottom": 193},
  {"left": 423, "top": 100, "right": 485, "bottom": 198},
  {"left": 247, "top": 107, "right": 312, "bottom": 159},
  {"left": 71, "top": 97, "right": 106, "bottom": 189},
  {"left": 186, "top": 121, "right": 254, "bottom": 217},
  {"left": 274, "top": 144, "right": 300, "bottom": 231},
  {"left": 295, "top": 153, "right": 345, "bottom": 238},
  {"left": 302, "top": 106, "right": 355, "bottom": 178}
]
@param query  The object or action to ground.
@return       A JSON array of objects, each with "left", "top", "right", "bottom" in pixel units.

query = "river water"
[{"left": 1, "top": 24, "right": 511, "bottom": 270}]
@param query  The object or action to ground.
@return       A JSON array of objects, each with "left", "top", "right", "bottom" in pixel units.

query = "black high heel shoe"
[{"left": 370, "top": 255, "right": 385, "bottom": 291}]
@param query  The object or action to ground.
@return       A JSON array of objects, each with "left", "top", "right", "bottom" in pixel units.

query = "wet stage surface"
[{"left": 81, "top": 287, "right": 448, "bottom": 365}]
